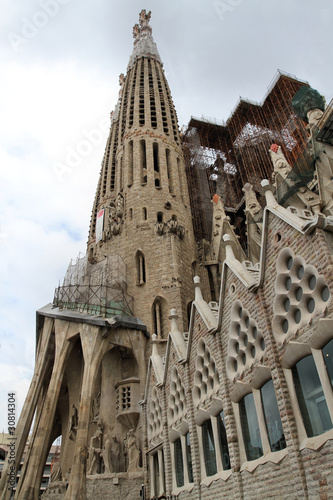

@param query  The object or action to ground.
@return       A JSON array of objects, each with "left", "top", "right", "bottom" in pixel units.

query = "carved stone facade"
[{"left": 2, "top": 9, "right": 333, "bottom": 500}]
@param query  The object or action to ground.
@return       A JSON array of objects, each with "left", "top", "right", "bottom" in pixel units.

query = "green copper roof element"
[{"left": 292, "top": 86, "right": 325, "bottom": 123}]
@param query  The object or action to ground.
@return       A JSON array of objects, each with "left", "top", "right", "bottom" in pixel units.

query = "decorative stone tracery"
[
  {"left": 148, "top": 387, "right": 163, "bottom": 442},
  {"left": 226, "top": 300, "right": 265, "bottom": 381},
  {"left": 193, "top": 339, "right": 220, "bottom": 408},
  {"left": 272, "top": 248, "right": 331, "bottom": 342},
  {"left": 168, "top": 366, "right": 187, "bottom": 427}
]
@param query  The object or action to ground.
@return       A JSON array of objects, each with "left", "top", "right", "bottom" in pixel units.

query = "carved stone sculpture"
[
  {"left": 269, "top": 144, "right": 321, "bottom": 214},
  {"left": 50, "top": 461, "right": 62, "bottom": 483},
  {"left": 124, "top": 429, "right": 140, "bottom": 472},
  {"left": 92, "top": 391, "right": 101, "bottom": 422},
  {"left": 269, "top": 144, "right": 292, "bottom": 179},
  {"left": 139, "top": 9, "right": 151, "bottom": 28},
  {"left": 116, "top": 193, "right": 124, "bottom": 218},
  {"left": 101, "top": 434, "right": 112, "bottom": 474},
  {"left": 111, "top": 434, "right": 121, "bottom": 472},
  {"left": 69, "top": 404, "right": 78, "bottom": 441},
  {"left": 87, "top": 421, "right": 103, "bottom": 475}
]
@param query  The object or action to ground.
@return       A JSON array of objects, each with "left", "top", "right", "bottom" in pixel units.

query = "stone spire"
[
  {"left": 86, "top": 10, "right": 196, "bottom": 335},
  {"left": 127, "top": 9, "right": 162, "bottom": 70}
]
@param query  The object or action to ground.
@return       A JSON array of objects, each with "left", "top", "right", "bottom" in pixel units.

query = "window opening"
[
  {"left": 140, "top": 140, "right": 147, "bottom": 184},
  {"left": 323, "top": 339, "right": 333, "bottom": 390},
  {"left": 128, "top": 141, "right": 133, "bottom": 187},
  {"left": 186, "top": 432, "right": 193, "bottom": 483},
  {"left": 260, "top": 380, "right": 286, "bottom": 451},
  {"left": 292, "top": 355, "right": 333, "bottom": 437},
  {"left": 218, "top": 411, "right": 231, "bottom": 470},
  {"left": 239, "top": 393, "right": 263, "bottom": 461},
  {"left": 202, "top": 419, "right": 217, "bottom": 476},
  {"left": 174, "top": 438, "right": 184, "bottom": 487}
]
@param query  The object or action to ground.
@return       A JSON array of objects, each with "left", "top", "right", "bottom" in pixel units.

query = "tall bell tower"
[
  {"left": 0, "top": 12, "right": 199, "bottom": 500},
  {"left": 87, "top": 9, "right": 196, "bottom": 335}
]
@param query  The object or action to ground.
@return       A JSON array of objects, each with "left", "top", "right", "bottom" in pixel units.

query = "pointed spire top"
[
  {"left": 128, "top": 10, "right": 162, "bottom": 70},
  {"left": 133, "top": 10, "right": 152, "bottom": 45}
]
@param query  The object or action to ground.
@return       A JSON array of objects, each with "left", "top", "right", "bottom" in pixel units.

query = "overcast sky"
[{"left": 0, "top": 0, "right": 332, "bottom": 432}]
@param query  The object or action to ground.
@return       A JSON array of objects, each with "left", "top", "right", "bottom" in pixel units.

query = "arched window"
[
  {"left": 152, "top": 297, "right": 168, "bottom": 339},
  {"left": 157, "top": 212, "right": 163, "bottom": 223},
  {"left": 136, "top": 251, "right": 146, "bottom": 285}
]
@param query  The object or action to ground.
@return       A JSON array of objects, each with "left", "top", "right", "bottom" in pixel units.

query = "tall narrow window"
[
  {"left": 142, "top": 207, "right": 147, "bottom": 220},
  {"left": 202, "top": 419, "right": 217, "bottom": 476},
  {"left": 292, "top": 355, "right": 332, "bottom": 437},
  {"left": 128, "top": 141, "right": 133, "bottom": 187},
  {"left": 261, "top": 380, "right": 286, "bottom": 451},
  {"left": 153, "top": 143, "right": 159, "bottom": 172},
  {"left": 323, "top": 339, "right": 333, "bottom": 389},
  {"left": 140, "top": 140, "right": 147, "bottom": 184},
  {"left": 119, "top": 155, "right": 123, "bottom": 192},
  {"left": 218, "top": 411, "right": 231, "bottom": 470},
  {"left": 239, "top": 393, "right": 263, "bottom": 461},
  {"left": 185, "top": 432, "right": 193, "bottom": 483},
  {"left": 174, "top": 438, "right": 184, "bottom": 487},
  {"left": 136, "top": 251, "right": 146, "bottom": 285},
  {"left": 177, "top": 157, "right": 184, "bottom": 203},
  {"left": 153, "top": 453, "right": 160, "bottom": 496},
  {"left": 153, "top": 143, "right": 161, "bottom": 188},
  {"left": 157, "top": 212, "right": 163, "bottom": 223},
  {"left": 153, "top": 299, "right": 163, "bottom": 338},
  {"left": 166, "top": 148, "right": 174, "bottom": 194}
]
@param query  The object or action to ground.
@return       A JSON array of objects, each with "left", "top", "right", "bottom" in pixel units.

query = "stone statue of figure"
[
  {"left": 69, "top": 404, "right": 78, "bottom": 441},
  {"left": 92, "top": 391, "right": 101, "bottom": 421},
  {"left": 101, "top": 434, "right": 112, "bottom": 474},
  {"left": 133, "top": 24, "right": 140, "bottom": 44},
  {"left": 307, "top": 108, "right": 333, "bottom": 214},
  {"left": 111, "top": 434, "right": 120, "bottom": 472},
  {"left": 269, "top": 144, "right": 292, "bottom": 180},
  {"left": 116, "top": 194, "right": 124, "bottom": 219},
  {"left": 124, "top": 429, "right": 141, "bottom": 472},
  {"left": 269, "top": 144, "right": 321, "bottom": 214},
  {"left": 87, "top": 421, "right": 103, "bottom": 475},
  {"left": 50, "top": 461, "right": 62, "bottom": 483}
]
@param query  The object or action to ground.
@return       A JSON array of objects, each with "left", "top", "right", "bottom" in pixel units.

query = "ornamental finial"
[
  {"left": 133, "top": 10, "right": 152, "bottom": 45},
  {"left": 139, "top": 9, "right": 151, "bottom": 28}
]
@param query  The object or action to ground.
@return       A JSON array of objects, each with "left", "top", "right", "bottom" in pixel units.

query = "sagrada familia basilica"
[{"left": 1, "top": 9, "right": 333, "bottom": 500}]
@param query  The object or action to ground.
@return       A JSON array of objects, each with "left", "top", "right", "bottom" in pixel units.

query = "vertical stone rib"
[
  {"left": 0, "top": 318, "right": 55, "bottom": 500},
  {"left": 16, "top": 322, "right": 72, "bottom": 500}
]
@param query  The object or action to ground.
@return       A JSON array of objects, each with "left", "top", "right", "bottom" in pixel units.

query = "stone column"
[
  {"left": 15, "top": 321, "right": 72, "bottom": 500},
  {"left": 0, "top": 317, "right": 54, "bottom": 500},
  {"left": 65, "top": 325, "right": 107, "bottom": 500}
]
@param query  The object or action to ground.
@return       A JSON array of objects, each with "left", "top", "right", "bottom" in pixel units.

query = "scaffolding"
[
  {"left": 183, "top": 71, "right": 313, "bottom": 248},
  {"left": 53, "top": 254, "right": 133, "bottom": 318}
]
